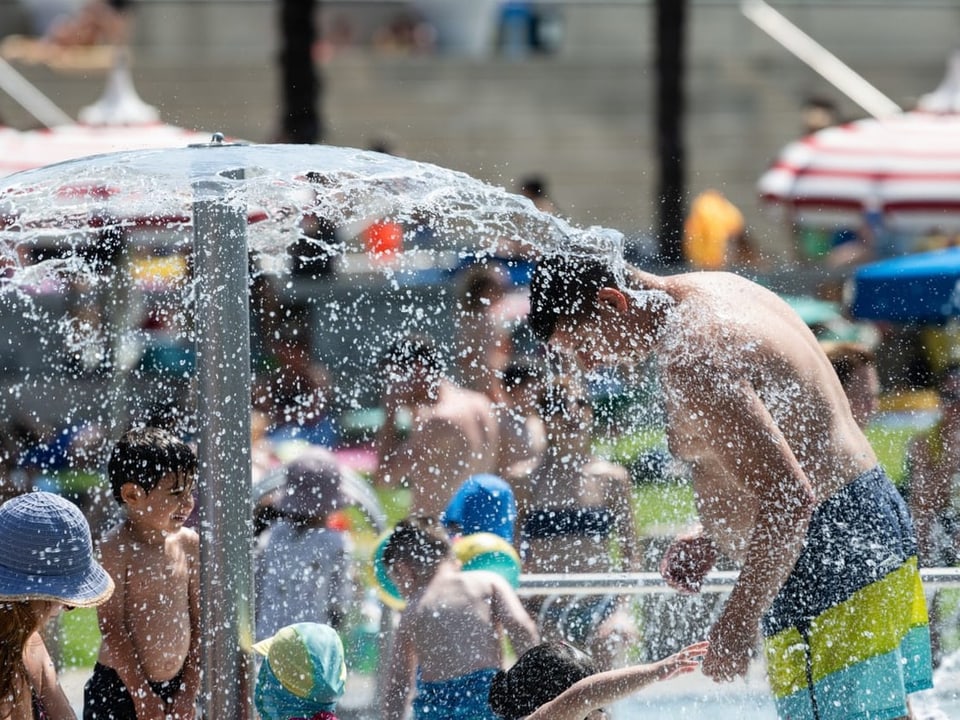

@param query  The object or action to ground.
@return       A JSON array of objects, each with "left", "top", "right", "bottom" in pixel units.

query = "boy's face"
[{"left": 126, "top": 471, "right": 195, "bottom": 535}]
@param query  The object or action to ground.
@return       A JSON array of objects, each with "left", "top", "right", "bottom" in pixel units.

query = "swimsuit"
[
  {"left": 32, "top": 690, "right": 46, "bottom": 720},
  {"left": 521, "top": 506, "right": 614, "bottom": 541},
  {"left": 412, "top": 668, "right": 500, "bottom": 720},
  {"left": 83, "top": 662, "right": 185, "bottom": 720},
  {"left": 762, "top": 466, "right": 933, "bottom": 720}
]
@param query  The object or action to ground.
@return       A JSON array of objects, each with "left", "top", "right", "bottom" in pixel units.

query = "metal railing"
[{"left": 517, "top": 568, "right": 960, "bottom": 596}]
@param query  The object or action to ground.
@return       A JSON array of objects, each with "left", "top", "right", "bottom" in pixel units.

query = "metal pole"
[
  {"left": 193, "top": 170, "right": 254, "bottom": 719},
  {"left": 517, "top": 568, "right": 960, "bottom": 596}
]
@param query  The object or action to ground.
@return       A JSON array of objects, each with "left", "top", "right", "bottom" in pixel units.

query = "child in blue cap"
[{"left": 254, "top": 622, "right": 347, "bottom": 720}]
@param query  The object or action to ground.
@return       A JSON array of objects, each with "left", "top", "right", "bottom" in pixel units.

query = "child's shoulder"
[{"left": 171, "top": 525, "right": 200, "bottom": 552}]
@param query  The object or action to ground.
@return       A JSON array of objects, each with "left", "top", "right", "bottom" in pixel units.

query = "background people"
[
  {"left": 374, "top": 334, "right": 499, "bottom": 517},
  {"left": 822, "top": 340, "right": 880, "bottom": 430},
  {"left": 253, "top": 622, "right": 346, "bottom": 720},
  {"left": 496, "top": 361, "right": 547, "bottom": 479},
  {"left": 510, "top": 373, "right": 639, "bottom": 670},
  {"left": 85, "top": 426, "right": 200, "bottom": 720},
  {"left": 487, "top": 639, "right": 709, "bottom": 720},
  {"left": 255, "top": 450, "right": 355, "bottom": 637},
  {"left": 907, "top": 363, "right": 960, "bottom": 665}
]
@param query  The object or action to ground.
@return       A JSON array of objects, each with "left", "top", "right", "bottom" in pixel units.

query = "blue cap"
[{"left": 443, "top": 474, "right": 516, "bottom": 542}]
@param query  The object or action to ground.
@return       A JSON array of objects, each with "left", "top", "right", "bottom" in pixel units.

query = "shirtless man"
[
  {"left": 527, "top": 253, "right": 932, "bottom": 720},
  {"left": 379, "top": 516, "right": 538, "bottom": 720},
  {"left": 510, "top": 374, "right": 639, "bottom": 670},
  {"left": 85, "top": 426, "right": 200, "bottom": 720},
  {"left": 374, "top": 334, "right": 500, "bottom": 517}
]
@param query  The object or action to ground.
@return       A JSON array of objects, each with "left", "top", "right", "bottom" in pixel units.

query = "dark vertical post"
[
  {"left": 654, "top": 0, "right": 687, "bottom": 264},
  {"left": 279, "top": 0, "right": 323, "bottom": 143},
  {"left": 193, "top": 171, "right": 254, "bottom": 719}
]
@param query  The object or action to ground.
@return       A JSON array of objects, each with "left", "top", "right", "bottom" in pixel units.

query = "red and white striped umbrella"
[
  {"left": 758, "top": 53, "right": 960, "bottom": 234},
  {"left": 0, "top": 122, "right": 218, "bottom": 177},
  {"left": 757, "top": 112, "right": 960, "bottom": 234}
]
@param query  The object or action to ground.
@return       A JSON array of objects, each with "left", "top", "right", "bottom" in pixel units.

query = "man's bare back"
[{"left": 656, "top": 272, "right": 877, "bottom": 557}]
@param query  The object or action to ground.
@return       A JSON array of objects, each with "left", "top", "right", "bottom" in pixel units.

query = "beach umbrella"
[
  {"left": 847, "top": 246, "right": 960, "bottom": 323},
  {"left": 757, "top": 54, "right": 960, "bottom": 235}
]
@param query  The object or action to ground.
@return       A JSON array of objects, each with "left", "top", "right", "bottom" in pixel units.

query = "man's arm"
[
  {"left": 380, "top": 618, "right": 416, "bottom": 720},
  {"left": 171, "top": 530, "right": 201, "bottom": 720},
  {"left": 679, "top": 372, "right": 816, "bottom": 681},
  {"left": 96, "top": 537, "right": 169, "bottom": 720}
]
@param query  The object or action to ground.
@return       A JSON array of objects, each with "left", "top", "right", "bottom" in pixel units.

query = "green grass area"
[
  {"left": 866, "top": 423, "right": 916, "bottom": 488},
  {"left": 59, "top": 606, "right": 101, "bottom": 669}
]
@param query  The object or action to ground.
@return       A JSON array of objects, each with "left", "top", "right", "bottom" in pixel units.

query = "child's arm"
[
  {"left": 170, "top": 529, "right": 202, "bottom": 720},
  {"left": 527, "top": 641, "right": 709, "bottom": 720},
  {"left": 380, "top": 618, "right": 416, "bottom": 720},
  {"left": 490, "top": 575, "right": 539, "bottom": 656},
  {"left": 95, "top": 537, "right": 169, "bottom": 720}
]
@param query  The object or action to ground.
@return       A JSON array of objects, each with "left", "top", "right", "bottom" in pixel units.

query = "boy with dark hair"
[
  {"left": 380, "top": 516, "right": 538, "bottom": 720},
  {"left": 527, "top": 251, "right": 932, "bottom": 720},
  {"left": 85, "top": 426, "right": 201, "bottom": 720}
]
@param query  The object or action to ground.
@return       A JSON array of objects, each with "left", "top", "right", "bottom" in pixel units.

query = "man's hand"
[
  {"left": 702, "top": 611, "right": 757, "bottom": 682},
  {"left": 659, "top": 533, "right": 718, "bottom": 594}
]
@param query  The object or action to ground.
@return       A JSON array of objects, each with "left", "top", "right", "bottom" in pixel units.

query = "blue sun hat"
[
  {"left": 254, "top": 623, "right": 347, "bottom": 720},
  {"left": 0, "top": 491, "right": 114, "bottom": 607}
]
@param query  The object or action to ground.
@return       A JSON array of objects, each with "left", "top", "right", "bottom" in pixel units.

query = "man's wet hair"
[
  {"left": 528, "top": 254, "right": 618, "bottom": 344},
  {"left": 381, "top": 516, "right": 452, "bottom": 571},
  {"left": 108, "top": 426, "right": 197, "bottom": 503},
  {"left": 380, "top": 333, "right": 445, "bottom": 376},
  {"left": 488, "top": 641, "right": 597, "bottom": 720}
]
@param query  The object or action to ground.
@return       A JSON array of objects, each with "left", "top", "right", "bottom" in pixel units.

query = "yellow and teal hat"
[{"left": 253, "top": 623, "right": 346, "bottom": 720}]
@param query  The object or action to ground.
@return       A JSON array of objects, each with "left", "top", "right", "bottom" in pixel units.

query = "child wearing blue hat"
[
  {"left": 254, "top": 622, "right": 347, "bottom": 720},
  {"left": 0, "top": 491, "right": 115, "bottom": 720}
]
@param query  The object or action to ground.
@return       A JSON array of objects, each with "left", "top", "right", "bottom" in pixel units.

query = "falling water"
[{"left": 0, "top": 144, "right": 958, "bottom": 718}]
